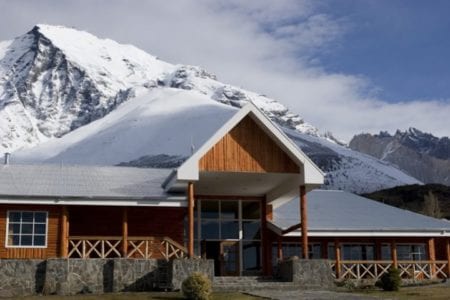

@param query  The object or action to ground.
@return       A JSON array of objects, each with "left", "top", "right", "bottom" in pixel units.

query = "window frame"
[
  {"left": 396, "top": 243, "right": 428, "bottom": 261},
  {"left": 340, "top": 243, "right": 376, "bottom": 261},
  {"left": 5, "top": 210, "right": 49, "bottom": 249},
  {"left": 194, "top": 199, "right": 262, "bottom": 274}
]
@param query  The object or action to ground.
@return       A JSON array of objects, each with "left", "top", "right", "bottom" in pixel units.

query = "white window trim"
[{"left": 5, "top": 210, "right": 49, "bottom": 249}]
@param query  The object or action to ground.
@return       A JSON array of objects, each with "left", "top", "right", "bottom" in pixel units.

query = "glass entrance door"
[
  {"left": 195, "top": 199, "right": 262, "bottom": 276},
  {"left": 220, "top": 241, "right": 240, "bottom": 276}
]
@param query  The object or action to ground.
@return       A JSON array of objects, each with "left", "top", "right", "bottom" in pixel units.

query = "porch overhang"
[
  {"left": 0, "top": 194, "right": 187, "bottom": 207},
  {"left": 165, "top": 170, "right": 320, "bottom": 207},
  {"left": 267, "top": 221, "right": 450, "bottom": 238}
]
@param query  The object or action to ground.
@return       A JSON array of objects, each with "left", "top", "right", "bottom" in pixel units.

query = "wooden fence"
[
  {"left": 331, "top": 260, "right": 449, "bottom": 280},
  {"left": 68, "top": 236, "right": 187, "bottom": 260}
]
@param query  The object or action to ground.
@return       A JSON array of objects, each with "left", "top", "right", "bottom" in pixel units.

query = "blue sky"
[
  {"left": 0, "top": 0, "right": 449, "bottom": 140},
  {"left": 317, "top": 0, "right": 450, "bottom": 102}
]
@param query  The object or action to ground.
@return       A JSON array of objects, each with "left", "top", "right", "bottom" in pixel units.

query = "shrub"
[
  {"left": 376, "top": 267, "right": 401, "bottom": 291},
  {"left": 181, "top": 272, "right": 212, "bottom": 300}
]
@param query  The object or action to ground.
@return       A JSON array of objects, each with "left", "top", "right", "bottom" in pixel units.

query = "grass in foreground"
[
  {"left": 21, "top": 292, "right": 263, "bottom": 300},
  {"left": 353, "top": 284, "right": 450, "bottom": 300}
]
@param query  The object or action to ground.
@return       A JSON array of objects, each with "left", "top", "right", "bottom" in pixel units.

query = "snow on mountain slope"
[
  {"left": 2, "top": 25, "right": 422, "bottom": 193},
  {"left": 0, "top": 25, "right": 318, "bottom": 153},
  {"left": 15, "top": 88, "right": 236, "bottom": 165},
  {"left": 14, "top": 86, "right": 421, "bottom": 193}
]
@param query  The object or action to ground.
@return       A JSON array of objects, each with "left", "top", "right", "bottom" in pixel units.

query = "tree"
[{"left": 423, "top": 190, "right": 441, "bottom": 218}]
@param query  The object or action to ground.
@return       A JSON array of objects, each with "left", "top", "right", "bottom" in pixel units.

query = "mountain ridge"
[
  {"left": 1, "top": 25, "right": 422, "bottom": 193},
  {"left": 349, "top": 128, "right": 450, "bottom": 186}
]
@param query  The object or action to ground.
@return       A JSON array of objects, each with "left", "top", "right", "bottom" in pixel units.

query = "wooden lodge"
[{"left": 0, "top": 103, "right": 449, "bottom": 281}]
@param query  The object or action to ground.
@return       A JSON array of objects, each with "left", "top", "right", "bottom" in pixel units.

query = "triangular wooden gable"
[{"left": 199, "top": 116, "right": 299, "bottom": 173}]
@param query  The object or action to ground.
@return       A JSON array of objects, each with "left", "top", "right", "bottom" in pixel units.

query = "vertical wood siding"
[
  {"left": 199, "top": 116, "right": 299, "bottom": 173},
  {"left": 0, "top": 205, "right": 60, "bottom": 259}
]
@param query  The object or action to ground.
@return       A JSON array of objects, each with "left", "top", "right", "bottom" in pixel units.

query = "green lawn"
[
  {"left": 21, "top": 292, "right": 263, "bottom": 300},
  {"left": 353, "top": 284, "right": 450, "bottom": 300}
]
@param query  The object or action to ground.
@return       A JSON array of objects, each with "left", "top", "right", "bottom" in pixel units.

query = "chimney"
[{"left": 4, "top": 153, "right": 10, "bottom": 165}]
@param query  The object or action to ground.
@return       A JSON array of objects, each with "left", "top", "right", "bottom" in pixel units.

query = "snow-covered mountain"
[
  {"left": 1, "top": 25, "right": 421, "bottom": 193},
  {"left": 350, "top": 128, "right": 450, "bottom": 186}
]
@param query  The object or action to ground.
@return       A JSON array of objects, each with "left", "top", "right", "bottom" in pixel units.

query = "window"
[
  {"left": 6, "top": 211, "right": 48, "bottom": 247},
  {"left": 381, "top": 243, "right": 391, "bottom": 260},
  {"left": 328, "top": 243, "right": 335, "bottom": 260},
  {"left": 271, "top": 242, "right": 321, "bottom": 266},
  {"left": 397, "top": 244, "right": 427, "bottom": 261},
  {"left": 342, "top": 244, "right": 375, "bottom": 260}
]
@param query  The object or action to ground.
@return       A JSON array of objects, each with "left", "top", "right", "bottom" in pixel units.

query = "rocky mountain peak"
[
  {"left": 1, "top": 25, "right": 423, "bottom": 194},
  {"left": 350, "top": 129, "right": 450, "bottom": 185}
]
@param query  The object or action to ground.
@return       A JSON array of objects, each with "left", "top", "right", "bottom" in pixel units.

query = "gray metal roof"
[
  {"left": 273, "top": 190, "right": 450, "bottom": 232},
  {"left": 0, "top": 164, "right": 174, "bottom": 199}
]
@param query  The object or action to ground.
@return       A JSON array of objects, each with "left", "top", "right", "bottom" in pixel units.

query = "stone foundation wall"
[
  {"left": 170, "top": 258, "right": 214, "bottom": 290},
  {"left": 0, "top": 260, "right": 46, "bottom": 298},
  {"left": 0, "top": 258, "right": 213, "bottom": 297},
  {"left": 278, "top": 258, "right": 335, "bottom": 289}
]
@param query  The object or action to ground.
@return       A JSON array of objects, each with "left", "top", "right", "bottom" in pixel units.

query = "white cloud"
[{"left": 0, "top": 0, "right": 449, "bottom": 140}]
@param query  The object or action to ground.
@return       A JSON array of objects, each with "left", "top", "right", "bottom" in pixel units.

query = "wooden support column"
[
  {"left": 262, "top": 198, "right": 271, "bottom": 275},
  {"left": 334, "top": 239, "right": 341, "bottom": 279},
  {"left": 122, "top": 208, "right": 128, "bottom": 257},
  {"left": 266, "top": 204, "right": 273, "bottom": 221},
  {"left": 391, "top": 240, "right": 398, "bottom": 268},
  {"left": 300, "top": 185, "right": 308, "bottom": 259},
  {"left": 446, "top": 239, "right": 450, "bottom": 277},
  {"left": 188, "top": 182, "right": 195, "bottom": 258},
  {"left": 59, "top": 206, "right": 69, "bottom": 258},
  {"left": 428, "top": 238, "right": 436, "bottom": 278},
  {"left": 277, "top": 236, "right": 283, "bottom": 261}
]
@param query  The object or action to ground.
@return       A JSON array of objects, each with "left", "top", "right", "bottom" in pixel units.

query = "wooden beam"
[
  {"left": 266, "top": 204, "right": 273, "bottom": 221},
  {"left": 262, "top": 199, "right": 270, "bottom": 275},
  {"left": 446, "top": 239, "right": 450, "bottom": 277},
  {"left": 282, "top": 223, "right": 302, "bottom": 235},
  {"left": 122, "top": 207, "right": 128, "bottom": 257},
  {"left": 59, "top": 206, "right": 68, "bottom": 258},
  {"left": 428, "top": 238, "right": 436, "bottom": 278},
  {"left": 277, "top": 236, "right": 283, "bottom": 261},
  {"left": 391, "top": 240, "right": 398, "bottom": 268},
  {"left": 188, "top": 182, "right": 195, "bottom": 258},
  {"left": 300, "top": 185, "right": 308, "bottom": 259},
  {"left": 335, "top": 239, "right": 341, "bottom": 278}
]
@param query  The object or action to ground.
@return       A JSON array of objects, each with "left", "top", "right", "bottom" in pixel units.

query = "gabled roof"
[
  {"left": 175, "top": 102, "right": 324, "bottom": 185},
  {"left": 270, "top": 190, "right": 450, "bottom": 237},
  {"left": 0, "top": 164, "right": 185, "bottom": 206}
]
